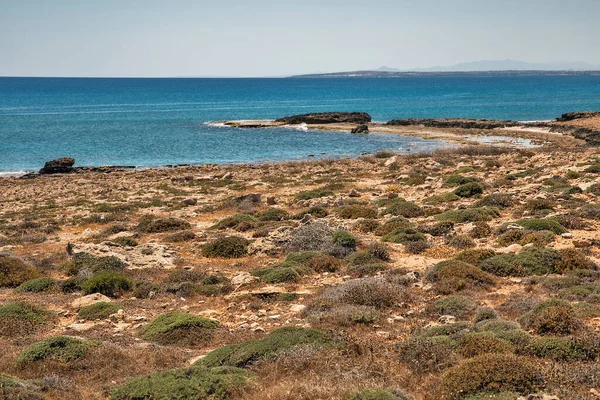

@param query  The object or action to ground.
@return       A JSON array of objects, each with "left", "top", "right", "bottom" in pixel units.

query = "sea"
[{"left": 1, "top": 75, "right": 600, "bottom": 175}]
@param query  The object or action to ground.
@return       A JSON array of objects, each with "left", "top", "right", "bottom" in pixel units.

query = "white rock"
[
  {"left": 500, "top": 243, "right": 522, "bottom": 254},
  {"left": 289, "top": 304, "right": 306, "bottom": 313},
  {"left": 561, "top": 232, "right": 573, "bottom": 239},
  {"left": 231, "top": 272, "right": 256, "bottom": 286},
  {"left": 71, "top": 293, "right": 112, "bottom": 309},
  {"left": 384, "top": 156, "right": 398, "bottom": 166},
  {"left": 66, "top": 323, "right": 97, "bottom": 332}
]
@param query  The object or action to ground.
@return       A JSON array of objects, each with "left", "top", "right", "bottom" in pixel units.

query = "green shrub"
[
  {"left": 405, "top": 239, "right": 430, "bottom": 254},
  {"left": 163, "top": 231, "right": 197, "bottom": 242},
  {"left": 420, "top": 221, "right": 455, "bottom": 237},
  {"left": 514, "top": 218, "right": 567, "bottom": 234},
  {"left": 417, "top": 322, "right": 471, "bottom": 338},
  {"left": 436, "top": 207, "right": 500, "bottom": 223},
  {"left": 0, "top": 255, "right": 40, "bottom": 287},
  {"left": 318, "top": 276, "right": 405, "bottom": 309},
  {"left": 347, "top": 263, "right": 387, "bottom": 277},
  {"left": 292, "top": 206, "right": 329, "bottom": 219},
  {"left": 138, "top": 217, "right": 191, "bottom": 233},
  {"left": 81, "top": 271, "right": 133, "bottom": 298},
  {"left": 518, "top": 230, "right": 555, "bottom": 247},
  {"left": 448, "top": 235, "right": 475, "bottom": 249},
  {"left": 397, "top": 336, "right": 456, "bottom": 373},
  {"left": 332, "top": 230, "right": 357, "bottom": 249},
  {"left": 337, "top": 205, "right": 378, "bottom": 219},
  {"left": 14, "top": 277, "right": 55, "bottom": 293},
  {"left": 425, "top": 192, "right": 461, "bottom": 205},
  {"left": 473, "top": 307, "right": 498, "bottom": 323},
  {"left": 212, "top": 214, "right": 256, "bottom": 230},
  {"left": 308, "top": 304, "right": 379, "bottom": 326},
  {"left": 0, "top": 301, "right": 50, "bottom": 337},
  {"left": 0, "top": 375, "right": 46, "bottom": 400},
  {"left": 257, "top": 208, "right": 290, "bottom": 221},
  {"left": 433, "top": 295, "right": 477, "bottom": 317},
  {"left": 199, "top": 326, "right": 331, "bottom": 368},
  {"left": 520, "top": 299, "right": 580, "bottom": 335},
  {"left": 67, "top": 252, "right": 126, "bottom": 276},
  {"left": 374, "top": 217, "right": 412, "bottom": 236},
  {"left": 349, "top": 388, "right": 408, "bottom": 400},
  {"left": 16, "top": 336, "right": 96, "bottom": 366},
  {"left": 381, "top": 227, "right": 425, "bottom": 244},
  {"left": 285, "top": 251, "right": 318, "bottom": 265},
  {"left": 440, "top": 354, "right": 543, "bottom": 399},
  {"left": 474, "top": 193, "right": 514, "bottom": 208},
  {"left": 60, "top": 276, "right": 88, "bottom": 293},
  {"left": 380, "top": 199, "right": 424, "bottom": 218},
  {"left": 353, "top": 218, "right": 381, "bottom": 233},
  {"left": 295, "top": 188, "right": 334, "bottom": 201},
  {"left": 480, "top": 254, "right": 524, "bottom": 277},
  {"left": 454, "top": 182, "right": 485, "bottom": 198},
  {"left": 346, "top": 251, "right": 374, "bottom": 266},
  {"left": 454, "top": 249, "right": 497, "bottom": 265},
  {"left": 517, "top": 247, "right": 562, "bottom": 275},
  {"left": 454, "top": 332, "right": 514, "bottom": 358},
  {"left": 470, "top": 221, "right": 492, "bottom": 238},
  {"left": 527, "top": 336, "right": 598, "bottom": 361},
  {"left": 110, "top": 236, "right": 139, "bottom": 247},
  {"left": 462, "top": 392, "right": 520, "bottom": 400},
  {"left": 78, "top": 302, "right": 120, "bottom": 320},
  {"left": 444, "top": 174, "right": 479, "bottom": 187},
  {"left": 111, "top": 366, "right": 249, "bottom": 400},
  {"left": 427, "top": 261, "right": 496, "bottom": 294},
  {"left": 556, "top": 248, "right": 597, "bottom": 273},
  {"left": 252, "top": 266, "right": 300, "bottom": 283},
  {"left": 202, "top": 236, "right": 249, "bottom": 258},
  {"left": 139, "top": 311, "right": 218, "bottom": 346}
]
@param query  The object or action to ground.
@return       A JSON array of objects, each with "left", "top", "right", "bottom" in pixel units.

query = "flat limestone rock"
[{"left": 71, "top": 293, "right": 112, "bottom": 309}]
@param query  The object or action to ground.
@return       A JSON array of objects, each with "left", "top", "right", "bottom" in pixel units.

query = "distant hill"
[{"left": 291, "top": 59, "right": 600, "bottom": 78}]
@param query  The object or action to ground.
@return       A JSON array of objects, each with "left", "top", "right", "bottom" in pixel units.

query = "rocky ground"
[{"left": 1, "top": 119, "right": 600, "bottom": 399}]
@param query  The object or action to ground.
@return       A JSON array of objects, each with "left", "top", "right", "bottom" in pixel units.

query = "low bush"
[
  {"left": 285, "top": 251, "right": 318, "bottom": 265},
  {"left": 60, "top": 276, "right": 88, "bottom": 293},
  {"left": 405, "top": 240, "right": 430, "bottom": 254},
  {"left": 78, "top": 302, "right": 120, "bottom": 320},
  {"left": 427, "top": 260, "right": 496, "bottom": 294},
  {"left": 347, "top": 263, "right": 387, "bottom": 277},
  {"left": 139, "top": 311, "right": 218, "bottom": 346},
  {"left": 257, "top": 208, "right": 290, "bottom": 221},
  {"left": 212, "top": 214, "right": 256, "bottom": 230},
  {"left": 295, "top": 188, "right": 334, "bottom": 201},
  {"left": 308, "top": 254, "right": 344, "bottom": 272},
  {"left": 380, "top": 199, "right": 424, "bottom": 218},
  {"left": 251, "top": 266, "right": 300, "bottom": 283},
  {"left": 454, "top": 182, "right": 485, "bottom": 198},
  {"left": 368, "top": 242, "right": 391, "bottom": 261},
  {"left": 397, "top": 336, "right": 456, "bottom": 373},
  {"left": 308, "top": 304, "right": 379, "bottom": 327},
  {"left": 480, "top": 254, "right": 525, "bottom": 277},
  {"left": 444, "top": 174, "right": 479, "bottom": 187},
  {"left": 138, "top": 217, "right": 191, "bottom": 233},
  {"left": 0, "top": 375, "right": 46, "bottom": 400},
  {"left": 433, "top": 295, "right": 477, "bottom": 318},
  {"left": 66, "top": 252, "right": 126, "bottom": 276},
  {"left": 448, "top": 235, "right": 476, "bottom": 249},
  {"left": 332, "top": 230, "right": 357, "bottom": 249},
  {"left": 381, "top": 227, "right": 425, "bottom": 244},
  {"left": 470, "top": 221, "right": 492, "bottom": 238},
  {"left": 287, "top": 222, "right": 334, "bottom": 253},
  {"left": 111, "top": 236, "right": 139, "bottom": 247},
  {"left": 318, "top": 276, "right": 407, "bottom": 309},
  {"left": 0, "top": 255, "right": 41, "bottom": 287},
  {"left": 517, "top": 247, "right": 562, "bottom": 275},
  {"left": 14, "top": 277, "right": 55, "bottom": 293},
  {"left": 346, "top": 251, "right": 374, "bottom": 266},
  {"left": 337, "top": 205, "right": 378, "bottom": 219},
  {"left": 435, "top": 207, "right": 500, "bottom": 223},
  {"left": 199, "top": 326, "right": 331, "bottom": 368},
  {"left": 425, "top": 192, "right": 460, "bottom": 205},
  {"left": 454, "top": 249, "right": 497, "bottom": 265},
  {"left": 0, "top": 301, "right": 50, "bottom": 337},
  {"left": 353, "top": 218, "right": 381, "bottom": 233},
  {"left": 81, "top": 271, "right": 133, "bottom": 298},
  {"left": 514, "top": 218, "right": 567, "bottom": 234},
  {"left": 349, "top": 388, "right": 409, "bottom": 400},
  {"left": 374, "top": 217, "right": 412, "bottom": 236},
  {"left": 420, "top": 221, "right": 455, "bottom": 237},
  {"left": 520, "top": 299, "right": 581, "bottom": 335},
  {"left": 111, "top": 366, "right": 249, "bottom": 400},
  {"left": 454, "top": 332, "right": 514, "bottom": 358},
  {"left": 202, "top": 236, "right": 249, "bottom": 258},
  {"left": 474, "top": 193, "right": 514, "bottom": 208},
  {"left": 163, "top": 231, "right": 197, "bottom": 242},
  {"left": 292, "top": 206, "right": 329, "bottom": 219},
  {"left": 16, "top": 336, "right": 96, "bottom": 366},
  {"left": 417, "top": 322, "right": 471, "bottom": 338},
  {"left": 439, "top": 354, "right": 543, "bottom": 399},
  {"left": 527, "top": 336, "right": 598, "bottom": 361},
  {"left": 473, "top": 307, "right": 498, "bottom": 323},
  {"left": 556, "top": 248, "right": 597, "bottom": 273}
]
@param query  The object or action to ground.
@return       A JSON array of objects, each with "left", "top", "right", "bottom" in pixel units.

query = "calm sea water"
[{"left": 1, "top": 76, "right": 600, "bottom": 173}]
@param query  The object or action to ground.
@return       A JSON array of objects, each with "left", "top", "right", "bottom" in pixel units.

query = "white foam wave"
[
  {"left": 203, "top": 121, "right": 228, "bottom": 128},
  {"left": 283, "top": 123, "right": 309, "bottom": 132},
  {"left": 0, "top": 170, "right": 29, "bottom": 178}
]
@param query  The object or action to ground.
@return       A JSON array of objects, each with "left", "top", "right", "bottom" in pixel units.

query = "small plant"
[
  {"left": 163, "top": 231, "right": 196, "bottom": 242},
  {"left": 368, "top": 242, "right": 391, "bottom": 261},
  {"left": 139, "top": 311, "right": 218, "bottom": 346},
  {"left": 480, "top": 254, "right": 524, "bottom": 277},
  {"left": 420, "top": 221, "right": 455, "bottom": 236},
  {"left": 380, "top": 198, "right": 424, "bottom": 218},
  {"left": 397, "top": 336, "right": 456, "bottom": 373},
  {"left": 444, "top": 174, "right": 480, "bottom": 187},
  {"left": 111, "top": 366, "right": 249, "bottom": 400},
  {"left": 319, "top": 276, "right": 406, "bottom": 309},
  {"left": 448, "top": 235, "right": 476, "bottom": 249},
  {"left": 439, "top": 354, "right": 543, "bottom": 399},
  {"left": 332, "top": 229, "right": 357, "bottom": 249},
  {"left": 202, "top": 236, "right": 249, "bottom": 258},
  {"left": 0, "top": 301, "right": 50, "bottom": 337},
  {"left": 520, "top": 299, "right": 581, "bottom": 335},
  {"left": 0, "top": 255, "right": 40, "bottom": 287},
  {"left": 81, "top": 271, "right": 133, "bottom": 298},
  {"left": 295, "top": 188, "right": 334, "bottom": 201},
  {"left": 435, "top": 207, "right": 500, "bottom": 223},
  {"left": 527, "top": 336, "right": 598, "bottom": 361},
  {"left": 138, "top": 217, "right": 191, "bottom": 233},
  {"left": 285, "top": 251, "right": 318, "bottom": 265},
  {"left": 337, "top": 205, "right": 378, "bottom": 219},
  {"left": 374, "top": 217, "right": 412, "bottom": 236},
  {"left": 454, "top": 182, "right": 485, "bottom": 198},
  {"left": 470, "top": 221, "right": 492, "bottom": 238},
  {"left": 474, "top": 193, "right": 514, "bottom": 208},
  {"left": 257, "top": 208, "right": 290, "bottom": 221},
  {"left": 308, "top": 254, "right": 344, "bottom": 272},
  {"left": 381, "top": 227, "right": 425, "bottom": 244},
  {"left": 427, "top": 260, "right": 496, "bottom": 294},
  {"left": 78, "top": 302, "right": 120, "bottom": 320},
  {"left": 433, "top": 295, "right": 477, "bottom": 317},
  {"left": 405, "top": 239, "right": 430, "bottom": 254},
  {"left": 454, "top": 332, "right": 514, "bottom": 358},
  {"left": 454, "top": 249, "right": 497, "bottom": 265},
  {"left": 14, "top": 277, "right": 55, "bottom": 293},
  {"left": 251, "top": 266, "right": 301, "bottom": 283},
  {"left": 16, "top": 336, "right": 96, "bottom": 366},
  {"left": 199, "top": 326, "right": 331, "bottom": 368},
  {"left": 110, "top": 236, "right": 139, "bottom": 247},
  {"left": 514, "top": 218, "right": 567, "bottom": 234},
  {"left": 66, "top": 252, "right": 126, "bottom": 276},
  {"left": 349, "top": 388, "right": 409, "bottom": 400},
  {"left": 212, "top": 214, "right": 256, "bottom": 230}
]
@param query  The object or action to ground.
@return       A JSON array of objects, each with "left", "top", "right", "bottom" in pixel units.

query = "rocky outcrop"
[
  {"left": 386, "top": 118, "right": 521, "bottom": 129},
  {"left": 351, "top": 124, "right": 369, "bottom": 134},
  {"left": 556, "top": 111, "right": 600, "bottom": 122},
  {"left": 275, "top": 112, "right": 372, "bottom": 125},
  {"left": 39, "top": 157, "right": 75, "bottom": 174}
]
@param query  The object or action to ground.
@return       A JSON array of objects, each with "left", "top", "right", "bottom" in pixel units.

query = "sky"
[{"left": 1, "top": 0, "right": 599, "bottom": 77}]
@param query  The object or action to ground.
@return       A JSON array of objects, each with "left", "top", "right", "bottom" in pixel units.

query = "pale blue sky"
[{"left": 1, "top": 0, "right": 599, "bottom": 77}]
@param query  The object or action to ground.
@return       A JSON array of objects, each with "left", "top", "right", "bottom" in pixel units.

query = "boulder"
[
  {"left": 39, "top": 157, "right": 75, "bottom": 174},
  {"left": 275, "top": 112, "right": 372, "bottom": 125},
  {"left": 71, "top": 293, "right": 112, "bottom": 309},
  {"left": 350, "top": 124, "right": 369, "bottom": 134}
]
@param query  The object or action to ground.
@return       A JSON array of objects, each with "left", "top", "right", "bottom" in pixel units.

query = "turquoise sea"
[{"left": 1, "top": 76, "right": 600, "bottom": 173}]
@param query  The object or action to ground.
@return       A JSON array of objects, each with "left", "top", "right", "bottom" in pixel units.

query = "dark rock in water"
[
  {"left": 351, "top": 124, "right": 369, "bottom": 134},
  {"left": 275, "top": 112, "right": 371, "bottom": 125},
  {"left": 386, "top": 118, "right": 520, "bottom": 129},
  {"left": 556, "top": 111, "right": 600, "bottom": 122},
  {"left": 39, "top": 158, "right": 75, "bottom": 174}
]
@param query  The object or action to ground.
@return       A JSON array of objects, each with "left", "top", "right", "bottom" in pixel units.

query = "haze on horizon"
[{"left": 1, "top": 0, "right": 599, "bottom": 78}]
